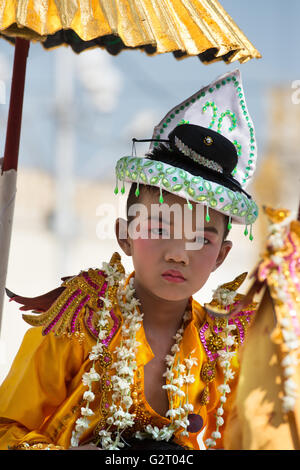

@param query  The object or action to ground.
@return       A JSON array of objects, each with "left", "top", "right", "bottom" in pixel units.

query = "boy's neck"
[{"left": 133, "top": 277, "right": 190, "bottom": 336}]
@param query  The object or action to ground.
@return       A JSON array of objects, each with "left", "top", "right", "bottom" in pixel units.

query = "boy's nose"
[{"left": 164, "top": 242, "right": 189, "bottom": 265}]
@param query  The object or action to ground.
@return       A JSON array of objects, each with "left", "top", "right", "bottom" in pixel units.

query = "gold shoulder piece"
[
  {"left": 22, "top": 252, "right": 125, "bottom": 338},
  {"left": 218, "top": 272, "right": 248, "bottom": 291},
  {"left": 204, "top": 272, "right": 249, "bottom": 317}
]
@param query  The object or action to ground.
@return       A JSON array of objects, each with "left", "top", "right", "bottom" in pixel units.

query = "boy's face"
[{"left": 116, "top": 189, "right": 232, "bottom": 302}]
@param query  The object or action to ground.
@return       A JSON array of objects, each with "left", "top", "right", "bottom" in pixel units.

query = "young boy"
[{"left": 0, "top": 69, "right": 258, "bottom": 450}]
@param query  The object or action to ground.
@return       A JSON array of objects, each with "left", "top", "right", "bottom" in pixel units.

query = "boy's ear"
[
  {"left": 115, "top": 218, "right": 132, "bottom": 256},
  {"left": 212, "top": 240, "right": 232, "bottom": 272}
]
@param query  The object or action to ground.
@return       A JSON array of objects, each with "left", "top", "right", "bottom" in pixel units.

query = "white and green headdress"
[{"left": 115, "top": 69, "right": 259, "bottom": 240}]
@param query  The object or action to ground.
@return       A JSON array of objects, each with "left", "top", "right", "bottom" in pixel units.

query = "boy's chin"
[{"left": 150, "top": 284, "right": 193, "bottom": 302}]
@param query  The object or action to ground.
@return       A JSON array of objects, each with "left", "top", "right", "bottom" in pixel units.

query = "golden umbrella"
[
  {"left": 0, "top": 0, "right": 261, "bottom": 330},
  {"left": 0, "top": 0, "right": 261, "bottom": 63}
]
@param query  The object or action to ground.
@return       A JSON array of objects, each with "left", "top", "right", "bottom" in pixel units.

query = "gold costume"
[{"left": 0, "top": 254, "right": 256, "bottom": 450}]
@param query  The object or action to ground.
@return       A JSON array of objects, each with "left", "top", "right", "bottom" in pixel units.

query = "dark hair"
[{"left": 126, "top": 183, "right": 230, "bottom": 242}]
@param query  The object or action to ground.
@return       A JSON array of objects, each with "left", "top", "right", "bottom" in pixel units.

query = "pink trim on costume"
[
  {"left": 199, "top": 322, "right": 216, "bottom": 362},
  {"left": 70, "top": 294, "right": 91, "bottom": 333},
  {"left": 86, "top": 307, "right": 99, "bottom": 338},
  {"left": 287, "top": 234, "right": 300, "bottom": 293},
  {"left": 44, "top": 288, "right": 82, "bottom": 335},
  {"left": 102, "top": 309, "right": 119, "bottom": 347},
  {"left": 82, "top": 271, "right": 99, "bottom": 290}
]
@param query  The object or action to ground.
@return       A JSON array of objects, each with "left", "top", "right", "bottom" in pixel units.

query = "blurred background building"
[{"left": 0, "top": 0, "right": 300, "bottom": 381}]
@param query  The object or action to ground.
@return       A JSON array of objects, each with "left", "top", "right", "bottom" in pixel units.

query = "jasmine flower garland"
[
  {"left": 71, "top": 263, "right": 199, "bottom": 449},
  {"left": 204, "top": 320, "right": 237, "bottom": 448}
]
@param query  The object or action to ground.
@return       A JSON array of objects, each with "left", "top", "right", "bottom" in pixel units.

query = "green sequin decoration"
[
  {"left": 187, "top": 187, "right": 195, "bottom": 197},
  {"left": 172, "top": 184, "right": 183, "bottom": 191},
  {"left": 150, "top": 176, "right": 159, "bottom": 184},
  {"left": 191, "top": 177, "right": 201, "bottom": 184},
  {"left": 202, "top": 101, "right": 218, "bottom": 129},
  {"left": 140, "top": 172, "right": 147, "bottom": 183},
  {"left": 162, "top": 177, "right": 171, "bottom": 188}
]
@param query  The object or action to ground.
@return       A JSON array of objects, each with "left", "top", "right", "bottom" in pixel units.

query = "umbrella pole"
[{"left": 0, "top": 38, "right": 30, "bottom": 337}]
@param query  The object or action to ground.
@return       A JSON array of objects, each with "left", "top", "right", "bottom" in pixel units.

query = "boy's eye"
[
  {"left": 150, "top": 227, "right": 169, "bottom": 237},
  {"left": 194, "top": 235, "right": 210, "bottom": 244}
]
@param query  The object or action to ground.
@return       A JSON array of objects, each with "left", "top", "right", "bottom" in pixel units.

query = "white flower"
[
  {"left": 282, "top": 396, "right": 296, "bottom": 413},
  {"left": 183, "top": 403, "right": 194, "bottom": 412},
  {"left": 212, "top": 431, "right": 222, "bottom": 440},
  {"left": 218, "top": 383, "right": 231, "bottom": 394},
  {"left": 224, "top": 323, "right": 237, "bottom": 332},
  {"left": 166, "top": 409, "right": 179, "bottom": 418},
  {"left": 216, "top": 407, "right": 224, "bottom": 416},
  {"left": 281, "top": 355, "right": 297, "bottom": 367},
  {"left": 218, "top": 349, "right": 236, "bottom": 359},
  {"left": 285, "top": 340, "right": 299, "bottom": 351},
  {"left": 224, "top": 336, "right": 235, "bottom": 347},
  {"left": 282, "top": 329, "right": 297, "bottom": 343},
  {"left": 162, "top": 369, "right": 174, "bottom": 380},
  {"left": 205, "top": 438, "right": 216, "bottom": 447},
  {"left": 173, "top": 332, "right": 183, "bottom": 342},
  {"left": 283, "top": 366, "right": 295, "bottom": 378},
  {"left": 165, "top": 355, "right": 175, "bottom": 366},
  {"left": 70, "top": 432, "right": 79, "bottom": 447},
  {"left": 213, "top": 287, "right": 236, "bottom": 306},
  {"left": 171, "top": 343, "right": 180, "bottom": 354},
  {"left": 122, "top": 395, "right": 133, "bottom": 408},
  {"left": 220, "top": 396, "right": 227, "bottom": 403},
  {"left": 280, "top": 318, "right": 290, "bottom": 328},
  {"left": 82, "top": 368, "right": 100, "bottom": 387},
  {"left": 224, "top": 368, "right": 235, "bottom": 380},
  {"left": 81, "top": 406, "right": 94, "bottom": 417},
  {"left": 184, "top": 357, "right": 198, "bottom": 369},
  {"left": 284, "top": 378, "right": 298, "bottom": 395},
  {"left": 145, "top": 425, "right": 160, "bottom": 438},
  {"left": 216, "top": 416, "right": 224, "bottom": 426},
  {"left": 178, "top": 363, "right": 187, "bottom": 373},
  {"left": 83, "top": 391, "right": 95, "bottom": 402},
  {"left": 219, "top": 359, "right": 231, "bottom": 369},
  {"left": 75, "top": 417, "right": 90, "bottom": 433},
  {"left": 183, "top": 374, "right": 195, "bottom": 384},
  {"left": 173, "top": 376, "right": 185, "bottom": 387}
]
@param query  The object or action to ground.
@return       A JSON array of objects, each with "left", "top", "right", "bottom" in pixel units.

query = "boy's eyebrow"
[
  {"left": 147, "top": 216, "right": 219, "bottom": 234},
  {"left": 201, "top": 226, "right": 219, "bottom": 235}
]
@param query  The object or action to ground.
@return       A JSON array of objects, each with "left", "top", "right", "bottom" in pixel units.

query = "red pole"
[{"left": 1, "top": 38, "right": 30, "bottom": 174}]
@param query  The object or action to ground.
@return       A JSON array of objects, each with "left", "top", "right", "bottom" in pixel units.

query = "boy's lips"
[{"left": 161, "top": 269, "right": 186, "bottom": 283}]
